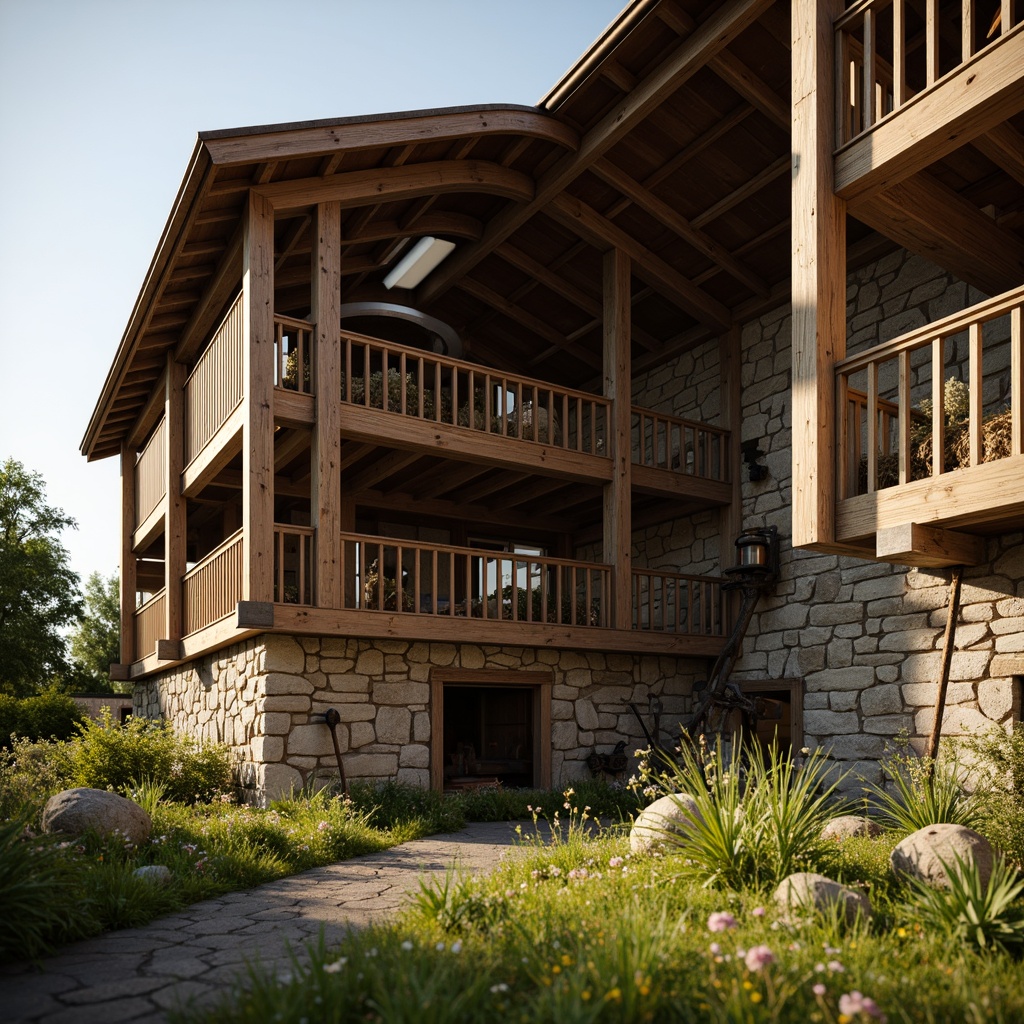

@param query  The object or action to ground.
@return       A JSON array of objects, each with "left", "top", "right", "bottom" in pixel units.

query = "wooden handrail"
[
  {"left": 837, "top": 285, "right": 1023, "bottom": 497},
  {"left": 135, "top": 417, "right": 166, "bottom": 527},
  {"left": 339, "top": 330, "right": 610, "bottom": 456},
  {"left": 182, "top": 529, "right": 244, "bottom": 635},
  {"left": 134, "top": 588, "right": 166, "bottom": 660},
  {"left": 185, "top": 293, "right": 244, "bottom": 464},
  {"left": 631, "top": 406, "right": 730, "bottom": 481},
  {"left": 835, "top": 0, "right": 1023, "bottom": 146},
  {"left": 339, "top": 531, "right": 610, "bottom": 627},
  {"left": 631, "top": 568, "right": 725, "bottom": 636}
]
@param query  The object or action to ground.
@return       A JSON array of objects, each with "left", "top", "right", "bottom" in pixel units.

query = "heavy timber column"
[
  {"left": 603, "top": 248, "right": 632, "bottom": 630},
  {"left": 312, "top": 201, "right": 342, "bottom": 608},
  {"left": 119, "top": 440, "right": 136, "bottom": 665},
  {"left": 163, "top": 355, "right": 187, "bottom": 644},
  {"left": 792, "top": 0, "right": 846, "bottom": 550},
  {"left": 242, "top": 191, "right": 276, "bottom": 602}
]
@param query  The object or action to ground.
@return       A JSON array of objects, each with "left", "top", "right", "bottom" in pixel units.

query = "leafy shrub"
[
  {"left": 348, "top": 779, "right": 465, "bottom": 835},
  {"left": 70, "top": 710, "right": 233, "bottom": 804},
  {"left": 0, "top": 735, "right": 75, "bottom": 819},
  {"left": 960, "top": 725, "right": 1024, "bottom": 869},
  {"left": 870, "top": 750, "right": 983, "bottom": 832},
  {"left": 0, "top": 689, "right": 85, "bottom": 746}
]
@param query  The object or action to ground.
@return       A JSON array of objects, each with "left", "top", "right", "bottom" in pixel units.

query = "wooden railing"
[
  {"left": 134, "top": 588, "right": 165, "bottom": 660},
  {"left": 631, "top": 407, "right": 729, "bottom": 481},
  {"left": 340, "top": 332, "right": 609, "bottom": 456},
  {"left": 836, "top": 284, "right": 1024, "bottom": 497},
  {"left": 274, "top": 524, "right": 315, "bottom": 605},
  {"left": 185, "top": 293, "right": 244, "bottom": 464},
  {"left": 836, "top": 0, "right": 1023, "bottom": 145},
  {"left": 274, "top": 315, "right": 313, "bottom": 393},
  {"left": 135, "top": 417, "right": 165, "bottom": 528},
  {"left": 339, "top": 532, "right": 610, "bottom": 627},
  {"left": 182, "top": 530, "right": 243, "bottom": 635},
  {"left": 631, "top": 569, "right": 726, "bottom": 636}
]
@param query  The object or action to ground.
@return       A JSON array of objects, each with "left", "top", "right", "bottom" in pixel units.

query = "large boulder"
[
  {"left": 42, "top": 788, "right": 152, "bottom": 846},
  {"left": 629, "top": 793, "right": 702, "bottom": 854},
  {"left": 890, "top": 823, "right": 993, "bottom": 889},
  {"left": 821, "top": 815, "right": 883, "bottom": 842},
  {"left": 774, "top": 871, "right": 872, "bottom": 925}
]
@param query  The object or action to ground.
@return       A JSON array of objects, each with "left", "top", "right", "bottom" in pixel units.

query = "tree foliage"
[
  {"left": 0, "top": 459, "right": 82, "bottom": 695},
  {"left": 68, "top": 571, "right": 124, "bottom": 692}
]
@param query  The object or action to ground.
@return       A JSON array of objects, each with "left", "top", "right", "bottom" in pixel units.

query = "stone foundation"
[{"left": 135, "top": 636, "right": 704, "bottom": 801}]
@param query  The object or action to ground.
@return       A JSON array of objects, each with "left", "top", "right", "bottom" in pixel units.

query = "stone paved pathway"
[{"left": 1, "top": 821, "right": 531, "bottom": 1024}]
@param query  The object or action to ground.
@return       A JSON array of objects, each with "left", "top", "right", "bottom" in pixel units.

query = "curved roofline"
[{"left": 198, "top": 103, "right": 545, "bottom": 142}]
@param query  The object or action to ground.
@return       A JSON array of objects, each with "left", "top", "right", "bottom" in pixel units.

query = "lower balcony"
[{"left": 835, "top": 284, "right": 1024, "bottom": 566}]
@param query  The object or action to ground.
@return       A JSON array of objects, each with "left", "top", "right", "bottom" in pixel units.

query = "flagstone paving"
[{"left": 1, "top": 821, "right": 532, "bottom": 1023}]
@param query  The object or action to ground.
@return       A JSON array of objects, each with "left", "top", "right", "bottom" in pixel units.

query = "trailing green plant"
[
  {"left": 902, "top": 852, "right": 1024, "bottom": 957},
  {"left": 636, "top": 737, "right": 845, "bottom": 890},
  {"left": 69, "top": 709, "right": 233, "bottom": 804},
  {"left": 0, "top": 689, "right": 85, "bottom": 747},
  {"left": 869, "top": 749, "right": 983, "bottom": 833}
]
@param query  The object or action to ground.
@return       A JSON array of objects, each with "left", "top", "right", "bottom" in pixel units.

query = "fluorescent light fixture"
[{"left": 383, "top": 236, "right": 456, "bottom": 290}]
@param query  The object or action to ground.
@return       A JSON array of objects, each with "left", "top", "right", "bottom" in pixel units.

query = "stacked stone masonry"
[
  {"left": 136, "top": 636, "right": 703, "bottom": 801},
  {"left": 632, "top": 249, "right": 1023, "bottom": 792}
]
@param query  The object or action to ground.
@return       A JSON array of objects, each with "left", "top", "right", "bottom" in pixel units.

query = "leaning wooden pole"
[{"left": 924, "top": 566, "right": 964, "bottom": 773}]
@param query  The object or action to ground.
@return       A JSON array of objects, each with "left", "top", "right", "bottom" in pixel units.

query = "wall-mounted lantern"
[{"left": 727, "top": 525, "right": 779, "bottom": 582}]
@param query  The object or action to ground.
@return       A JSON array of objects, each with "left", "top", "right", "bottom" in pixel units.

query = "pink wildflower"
[
  {"left": 812, "top": 983, "right": 827, "bottom": 997},
  {"left": 744, "top": 945, "right": 775, "bottom": 972},
  {"left": 709, "top": 942, "right": 721, "bottom": 955},
  {"left": 609, "top": 856, "right": 624, "bottom": 868},
  {"left": 752, "top": 906, "right": 766, "bottom": 917},
  {"left": 839, "top": 992, "right": 886, "bottom": 1021},
  {"left": 707, "top": 911, "right": 737, "bottom": 932}
]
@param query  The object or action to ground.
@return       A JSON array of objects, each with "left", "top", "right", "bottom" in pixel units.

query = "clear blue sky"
[{"left": 0, "top": 0, "right": 624, "bottom": 587}]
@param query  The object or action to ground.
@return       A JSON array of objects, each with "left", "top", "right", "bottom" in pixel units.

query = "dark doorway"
[
  {"left": 442, "top": 685, "right": 534, "bottom": 788},
  {"left": 741, "top": 679, "right": 803, "bottom": 756}
]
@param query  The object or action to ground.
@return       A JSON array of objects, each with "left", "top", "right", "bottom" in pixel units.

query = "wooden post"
[
  {"left": 603, "top": 247, "right": 632, "bottom": 631},
  {"left": 242, "top": 191, "right": 276, "bottom": 603},
  {"left": 312, "top": 201, "right": 342, "bottom": 608},
  {"left": 164, "top": 355, "right": 187, "bottom": 641},
  {"left": 718, "top": 324, "right": 743, "bottom": 625},
  {"left": 792, "top": 0, "right": 847, "bottom": 550},
  {"left": 925, "top": 566, "right": 964, "bottom": 768},
  {"left": 119, "top": 439, "right": 137, "bottom": 665}
]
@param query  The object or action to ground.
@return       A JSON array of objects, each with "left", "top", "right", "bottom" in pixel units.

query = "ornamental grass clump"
[
  {"left": 637, "top": 738, "right": 844, "bottom": 890},
  {"left": 869, "top": 749, "right": 983, "bottom": 833}
]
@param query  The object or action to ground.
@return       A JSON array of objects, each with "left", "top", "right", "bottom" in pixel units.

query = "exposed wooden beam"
[
  {"left": 708, "top": 49, "right": 789, "bottom": 130},
  {"left": 549, "top": 193, "right": 732, "bottom": 331},
  {"left": 593, "top": 158, "right": 769, "bottom": 297},
  {"left": 876, "top": 522, "right": 986, "bottom": 568},
  {"left": 413, "top": 460, "right": 493, "bottom": 499},
  {"left": 835, "top": 26, "right": 1024, "bottom": 200},
  {"left": 973, "top": 123, "right": 1024, "bottom": 186},
  {"left": 202, "top": 108, "right": 579, "bottom": 166},
  {"left": 343, "top": 212, "right": 483, "bottom": 246},
  {"left": 418, "top": 0, "right": 774, "bottom": 305},
  {"left": 174, "top": 226, "right": 243, "bottom": 364},
  {"left": 254, "top": 161, "right": 534, "bottom": 212},
  {"left": 347, "top": 449, "right": 422, "bottom": 492},
  {"left": 855, "top": 172, "right": 1024, "bottom": 295},
  {"left": 691, "top": 156, "right": 789, "bottom": 229}
]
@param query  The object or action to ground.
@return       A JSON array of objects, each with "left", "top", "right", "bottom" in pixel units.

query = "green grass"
[{"left": 180, "top": 824, "right": 1024, "bottom": 1024}]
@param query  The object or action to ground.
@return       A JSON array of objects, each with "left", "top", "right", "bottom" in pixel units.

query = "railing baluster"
[
  {"left": 962, "top": 0, "right": 975, "bottom": 61},
  {"left": 898, "top": 350, "right": 911, "bottom": 484},
  {"left": 926, "top": 0, "right": 939, "bottom": 87},
  {"left": 1012, "top": 306, "right": 1023, "bottom": 456},
  {"left": 866, "top": 361, "right": 879, "bottom": 492},
  {"left": 969, "top": 321, "right": 983, "bottom": 466},
  {"left": 863, "top": 5, "right": 876, "bottom": 130},
  {"left": 932, "top": 337, "right": 945, "bottom": 476},
  {"left": 893, "top": 0, "right": 906, "bottom": 108}
]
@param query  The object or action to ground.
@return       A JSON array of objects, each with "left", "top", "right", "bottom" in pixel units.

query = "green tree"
[
  {"left": 0, "top": 459, "right": 82, "bottom": 696},
  {"left": 68, "top": 571, "right": 125, "bottom": 693}
]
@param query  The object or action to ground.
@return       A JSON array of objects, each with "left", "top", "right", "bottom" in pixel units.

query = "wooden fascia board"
[
  {"left": 548, "top": 193, "right": 732, "bottom": 331},
  {"left": 201, "top": 107, "right": 579, "bottom": 166},
  {"left": 338, "top": 405, "right": 613, "bottom": 486},
  {"left": 251, "top": 160, "right": 534, "bottom": 213},
  {"left": 854, "top": 173, "right": 1024, "bottom": 296},
  {"left": 631, "top": 464, "right": 733, "bottom": 505},
  {"left": 418, "top": 0, "right": 775, "bottom": 305},
  {"left": 82, "top": 140, "right": 212, "bottom": 461},
  {"left": 835, "top": 25, "right": 1024, "bottom": 201}
]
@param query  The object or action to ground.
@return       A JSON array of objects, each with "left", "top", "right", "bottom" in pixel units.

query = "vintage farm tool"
[{"left": 322, "top": 708, "right": 349, "bottom": 796}]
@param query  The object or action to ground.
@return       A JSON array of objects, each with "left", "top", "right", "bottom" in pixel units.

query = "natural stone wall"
[
  {"left": 136, "top": 635, "right": 705, "bottom": 800},
  {"left": 632, "top": 249, "right": 1024, "bottom": 791}
]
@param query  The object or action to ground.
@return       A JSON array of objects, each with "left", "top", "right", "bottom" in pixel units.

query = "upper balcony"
[{"left": 835, "top": 283, "right": 1024, "bottom": 565}]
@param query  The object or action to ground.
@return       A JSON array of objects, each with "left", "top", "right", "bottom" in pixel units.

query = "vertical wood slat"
[
  {"left": 135, "top": 417, "right": 166, "bottom": 527},
  {"left": 969, "top": 321, "right": 983, "bottom": 465},
  {"left": 836, "top": 22, "right": 850, "bottom": 144},
  {"left": 962, "top": 0, "right": 975, "bottom": 60},
  {"left": 932, "top": 337, "right": 945, "bottom": 476},
  {"left": 863, "top": 5, "right": 877, "bottom": 130},
  {"left": 926, "top": 0, "right": 939, "bottom": 85},
  {"left": 182, "top": 530, "right": 244, "bottom": 634},
  {"left": 866, "top": 361, "right": 879, "bottom": 492},
  {"left": 1012, "top": 306, "right": 1023, "bottom": 455},
  {"left": 893, "top": 0, "right": 907, "bottom": 107},
  {"left": 898, "top": 350, "right": 911, "bottom": 484},
  {"left": 837, "top": 372, "right": 850, "bottom": 499}
]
